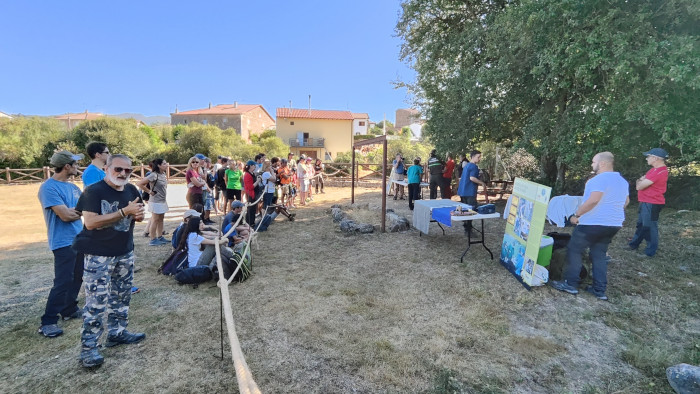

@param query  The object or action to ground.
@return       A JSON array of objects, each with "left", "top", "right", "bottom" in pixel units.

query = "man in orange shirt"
[
  {"left": 277, "top": 159, "right": 293, "bottom": 208},
  {"left": 627, "top": 148, "right": 669, "bottom": 257}
]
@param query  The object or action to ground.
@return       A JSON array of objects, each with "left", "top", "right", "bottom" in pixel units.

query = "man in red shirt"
[
  {"left": 441, "top": 153, "right": 455, "bottom": 199},
  {"left": 628, "top": 148, "right": 669, "bottom": 257}
]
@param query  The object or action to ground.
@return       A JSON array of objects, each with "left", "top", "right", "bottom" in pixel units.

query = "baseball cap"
[
  {"left": 643, "top": 148, "right": 668, "bottom": 159},
  {"left": 194, "top": 153, "right": 206, "bottom": 160},
  {"left": 246, "top": 160, "right": 256, "bottom": 166},
  {"left": 183, "top": 209, "right": 200, "bottom": 219},
  {"left": 306, "top": 157, "right": 312, "bottom": 161},
  {"left": 231, "top": 200, "right": 245, "bottom": 209},
  {"left": 50, "top": 150, "right": 84, "bottom": 167},
  {"left": 300, "top": 154, "right": 307, "bottom": 160}
]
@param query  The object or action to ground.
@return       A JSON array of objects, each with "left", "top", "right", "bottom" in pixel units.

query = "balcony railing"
[{"left": 288, "top": 137, "right": 325, "bottom": 147}]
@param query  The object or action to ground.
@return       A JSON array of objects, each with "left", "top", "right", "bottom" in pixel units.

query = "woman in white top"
[
  {"left": 176, "top": 217, "right": 232, "bottom": 268},
  {"left": 261, "top": 159, "right": 277, "bottom": 212}
]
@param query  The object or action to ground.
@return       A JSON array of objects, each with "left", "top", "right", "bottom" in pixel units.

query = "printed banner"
[{"left": 500, "top": 178, "right": 551, "bottom": 288}]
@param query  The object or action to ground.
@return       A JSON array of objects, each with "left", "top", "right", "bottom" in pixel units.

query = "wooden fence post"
[{"left": 5, "top": 167, "right": 10, "bottom": 183}]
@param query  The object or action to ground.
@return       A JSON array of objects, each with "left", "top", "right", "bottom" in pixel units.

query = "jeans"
[
  {"left": 408, "top": 183, "right": 421, "bottom": 210},
  {"left": 263, "top": 192, "right": 275, "bottom": 211},
  {"left": 42, "top": 246, "right": 84, "bottom": 325},
  {"left": 629, "top": 202, "right": 663, "bottom": 256},
  {"left": 565, "top": 225, "right": 620, "bottom": 293},
  {"left": 197, "top": 244, "right": 234, "bottom": 268}
]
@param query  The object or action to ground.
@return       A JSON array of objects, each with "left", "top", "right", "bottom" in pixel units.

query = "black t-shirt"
[
  {"left": 72, "top": 180, "right": 142, "bottom": 257},
  {"left": 216, "top": 167, "right": 227, "bottom": 188}
]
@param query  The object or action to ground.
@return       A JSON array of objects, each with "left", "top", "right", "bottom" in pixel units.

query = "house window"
[
  {"left": 359, "top": 121, "right": 365, "bottom": 126},
  {"left": 290, "top": 121, "right": 295, "bottom": 125}
]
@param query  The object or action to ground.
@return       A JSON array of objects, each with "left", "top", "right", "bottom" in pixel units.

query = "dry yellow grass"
[{"left": 0, "top": 183, "right": 698, "bottom": 393}]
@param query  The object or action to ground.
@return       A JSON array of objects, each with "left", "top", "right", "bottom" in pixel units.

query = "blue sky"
[{"left": 0, "top": 1, "right": 416, "bottom": 123}]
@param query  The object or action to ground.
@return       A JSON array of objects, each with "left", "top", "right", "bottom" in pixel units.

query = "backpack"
[
  {"left": 213, "top": 244, "right": 252, "bottom": 283},
  {"left": 158, "top": 248, "right": 188, "bottom": 276},
  {"left": 175, "top": 265, "right": 213, "bottom": 285}
]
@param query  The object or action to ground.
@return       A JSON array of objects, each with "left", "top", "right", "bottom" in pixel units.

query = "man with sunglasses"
[
  {"left": 72, "top": 154, "right": 146, "bottom": 368},
  {"left": 82, "top": 142, "right": 110, "bottom": 187}
]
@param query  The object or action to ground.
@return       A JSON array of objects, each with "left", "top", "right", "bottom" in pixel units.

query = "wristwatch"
[{"left": 571, "top": 214, "right": 580, "bottom": 218}]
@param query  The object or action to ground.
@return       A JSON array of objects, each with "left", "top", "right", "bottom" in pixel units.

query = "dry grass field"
[{"left": 0, "top": 183, "right": 698, "bottom": 393}]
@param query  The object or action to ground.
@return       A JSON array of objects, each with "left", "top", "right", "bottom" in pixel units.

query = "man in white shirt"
[{"left": 550, "top": 152, "right": 629, "bottom": 301}]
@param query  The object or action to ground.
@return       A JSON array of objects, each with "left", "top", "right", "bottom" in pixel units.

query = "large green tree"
[
  {"left": 72, "top": 118, "right": 160, "bottom": 164},
  {"left": 397, "top": 0, "right": 699, "bottom": 190},
  {"left": 0, "top": 117, "right": 70, "bottom": 167}
]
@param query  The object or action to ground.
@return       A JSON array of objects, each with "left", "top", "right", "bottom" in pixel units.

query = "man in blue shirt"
[
  {"left": 550, "top": 152, "right": 629, "bottom": 301},
  {"left": 457, "top": 150, "right": 486, "bottom": 234},
  {"left": 37, "top": 150, "right": 84, "bottom": 338},
  {"left": 81, "top": 142, "right": 110, "bottom": 187}
]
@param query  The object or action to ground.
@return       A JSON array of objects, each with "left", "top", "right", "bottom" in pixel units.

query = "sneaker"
[
  {"left": 549, "top": 280, "right": 579, "bottom": 295},
  {"left": 38, "top": 324, "right": 63, "bottom": 338},
  {"left": 131, "top": 286, "right": 140, "bottom": 294},
  {"left": 585, "top": 285, "right": 608, "bottom": 301},
  {"left": 62, "top": 309, "right": 82, "bottom": 321},
  {"left": 143, "top": 232, "right": 149, "bottom": 237},
  {"left": 203, "top": 219, "right": 215, "bottom": 225},
  {"left": 624, "top": 244, "right": 638, "bottom": 251},
  {"left": 148, "top": 239, "right": 163, "bottom": 246},
  {"left": 105, "top": 330, "right": 146, "bottom": 348},
  {"left": 157, "top": 236, "right": 170, "bottom": 244},
  {"left": 80, "top": 348, "right": 104, "bottom": 368}
]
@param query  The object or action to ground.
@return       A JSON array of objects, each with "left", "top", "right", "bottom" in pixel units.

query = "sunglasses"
[
  {"left": 192, "top": 161, "right": 200, "bottom": 164},
  {"left": 113, "top": 167, "right": 133, "bottom": 174},
  {"left": 101, "top": 151, "right": 110, "bottom": 154}
]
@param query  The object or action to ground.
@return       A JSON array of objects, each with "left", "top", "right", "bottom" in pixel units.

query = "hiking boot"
[
  {"left": 62, "top": 309, "right": 82, "bottom": 321},
  {"left": 38, "top": 324, "right": 63, "bottom": 338},
  {"left": 549, "top": 280, "right": 579, "bottom": 295},
  {"left": 105, "top": 330, "right": 146, "bottom": 347},
  {"left": 585, "top": 285, "right": 608, "bottom": 301},
  {"left": 80, "top": 348, "right": 104, "bottom": 368}
]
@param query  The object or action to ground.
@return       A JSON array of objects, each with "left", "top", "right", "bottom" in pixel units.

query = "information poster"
[{"left": 500, "top": 178, "right": 551, "bottom": 288}]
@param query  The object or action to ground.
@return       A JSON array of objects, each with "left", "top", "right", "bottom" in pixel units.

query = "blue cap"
[
  {"left": 246, "top": 160, "right": 256, "bottom": 166},
  {"left": 643, "top": 148, "right": 668, "bottom": 159},
  {"left": 194, "top": 153, "right": 206, "bottom": 160},
  {"left": 231, "top": 200, "right": 245, "bottom": 209}
]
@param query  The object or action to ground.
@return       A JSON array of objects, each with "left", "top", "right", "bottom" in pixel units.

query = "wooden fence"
[{"left": 2, "top": 163, "right": 386, "bottom": 185}]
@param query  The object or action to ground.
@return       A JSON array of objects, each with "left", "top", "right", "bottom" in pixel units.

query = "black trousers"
[
  {"left": 408, "top": 183, "right": 421, "bottom": 210},
  {"left": 460, "top": 196, "right": 477, "bottom": 233},
  {"left": 429, "top": 174, "right": 442, "bottom": 199}
]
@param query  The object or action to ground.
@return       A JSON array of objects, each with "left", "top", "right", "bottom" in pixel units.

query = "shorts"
[
  {"left": 279, "top": 184, "right": 290, "bottom": 195},
  {"left": 226, "top": 189, "right": 241, "bottom": 201},
  {"left": 148, "top": 202, "right": 169, "bottom": 214},
  {"left": 300, "top": 180, "right": 309, "bottom": 192}
]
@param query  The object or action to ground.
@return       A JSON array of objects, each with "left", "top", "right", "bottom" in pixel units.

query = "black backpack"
[{"left": 158, "top": 248, "right": 188, "bottom": 276}]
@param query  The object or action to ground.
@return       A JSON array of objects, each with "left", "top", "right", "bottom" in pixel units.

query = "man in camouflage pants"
[{"left": 72, "top": 154, "right": 146, "bottom": 368}]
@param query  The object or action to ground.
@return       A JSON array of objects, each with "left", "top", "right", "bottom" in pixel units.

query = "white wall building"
[{"left": 352, "top": 113, "right": 369, "bottom": 135}]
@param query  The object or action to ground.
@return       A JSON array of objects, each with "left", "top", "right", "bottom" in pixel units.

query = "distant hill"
[{"left": 111, "top": 113, "right": 170, "bottom": 125}]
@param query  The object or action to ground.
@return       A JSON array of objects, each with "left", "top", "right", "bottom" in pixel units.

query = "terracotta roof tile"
[
  {"left": 276, "top": 108, "right": 354, "bottom": 120},
  {"left": 54, "top": 112, "right": 104, "bottom": 120},
  {"left": 352, "top": 113, "right": 369, "bottom": 119},
  {"left": 174, "top": 104, "right": 261, "bottom": 116}
]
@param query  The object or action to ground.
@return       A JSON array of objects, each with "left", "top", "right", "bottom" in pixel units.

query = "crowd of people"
[
  {"left": 35, "top": 143, "right": 330, "bottom": 368},
  {"left": 34, "top": 139, "right": 669, "bottom": 368}
]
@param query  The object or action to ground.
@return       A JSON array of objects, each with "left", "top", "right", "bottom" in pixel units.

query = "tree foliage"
[
  {"left": 0, "top": 117, "right": 70, "bottom": 167},
  {"left": 72, "top": 118, "right": 159, "bottom": 164},
  {"left": 397, "top": 0, "right": 699, "bottom": 191}
]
